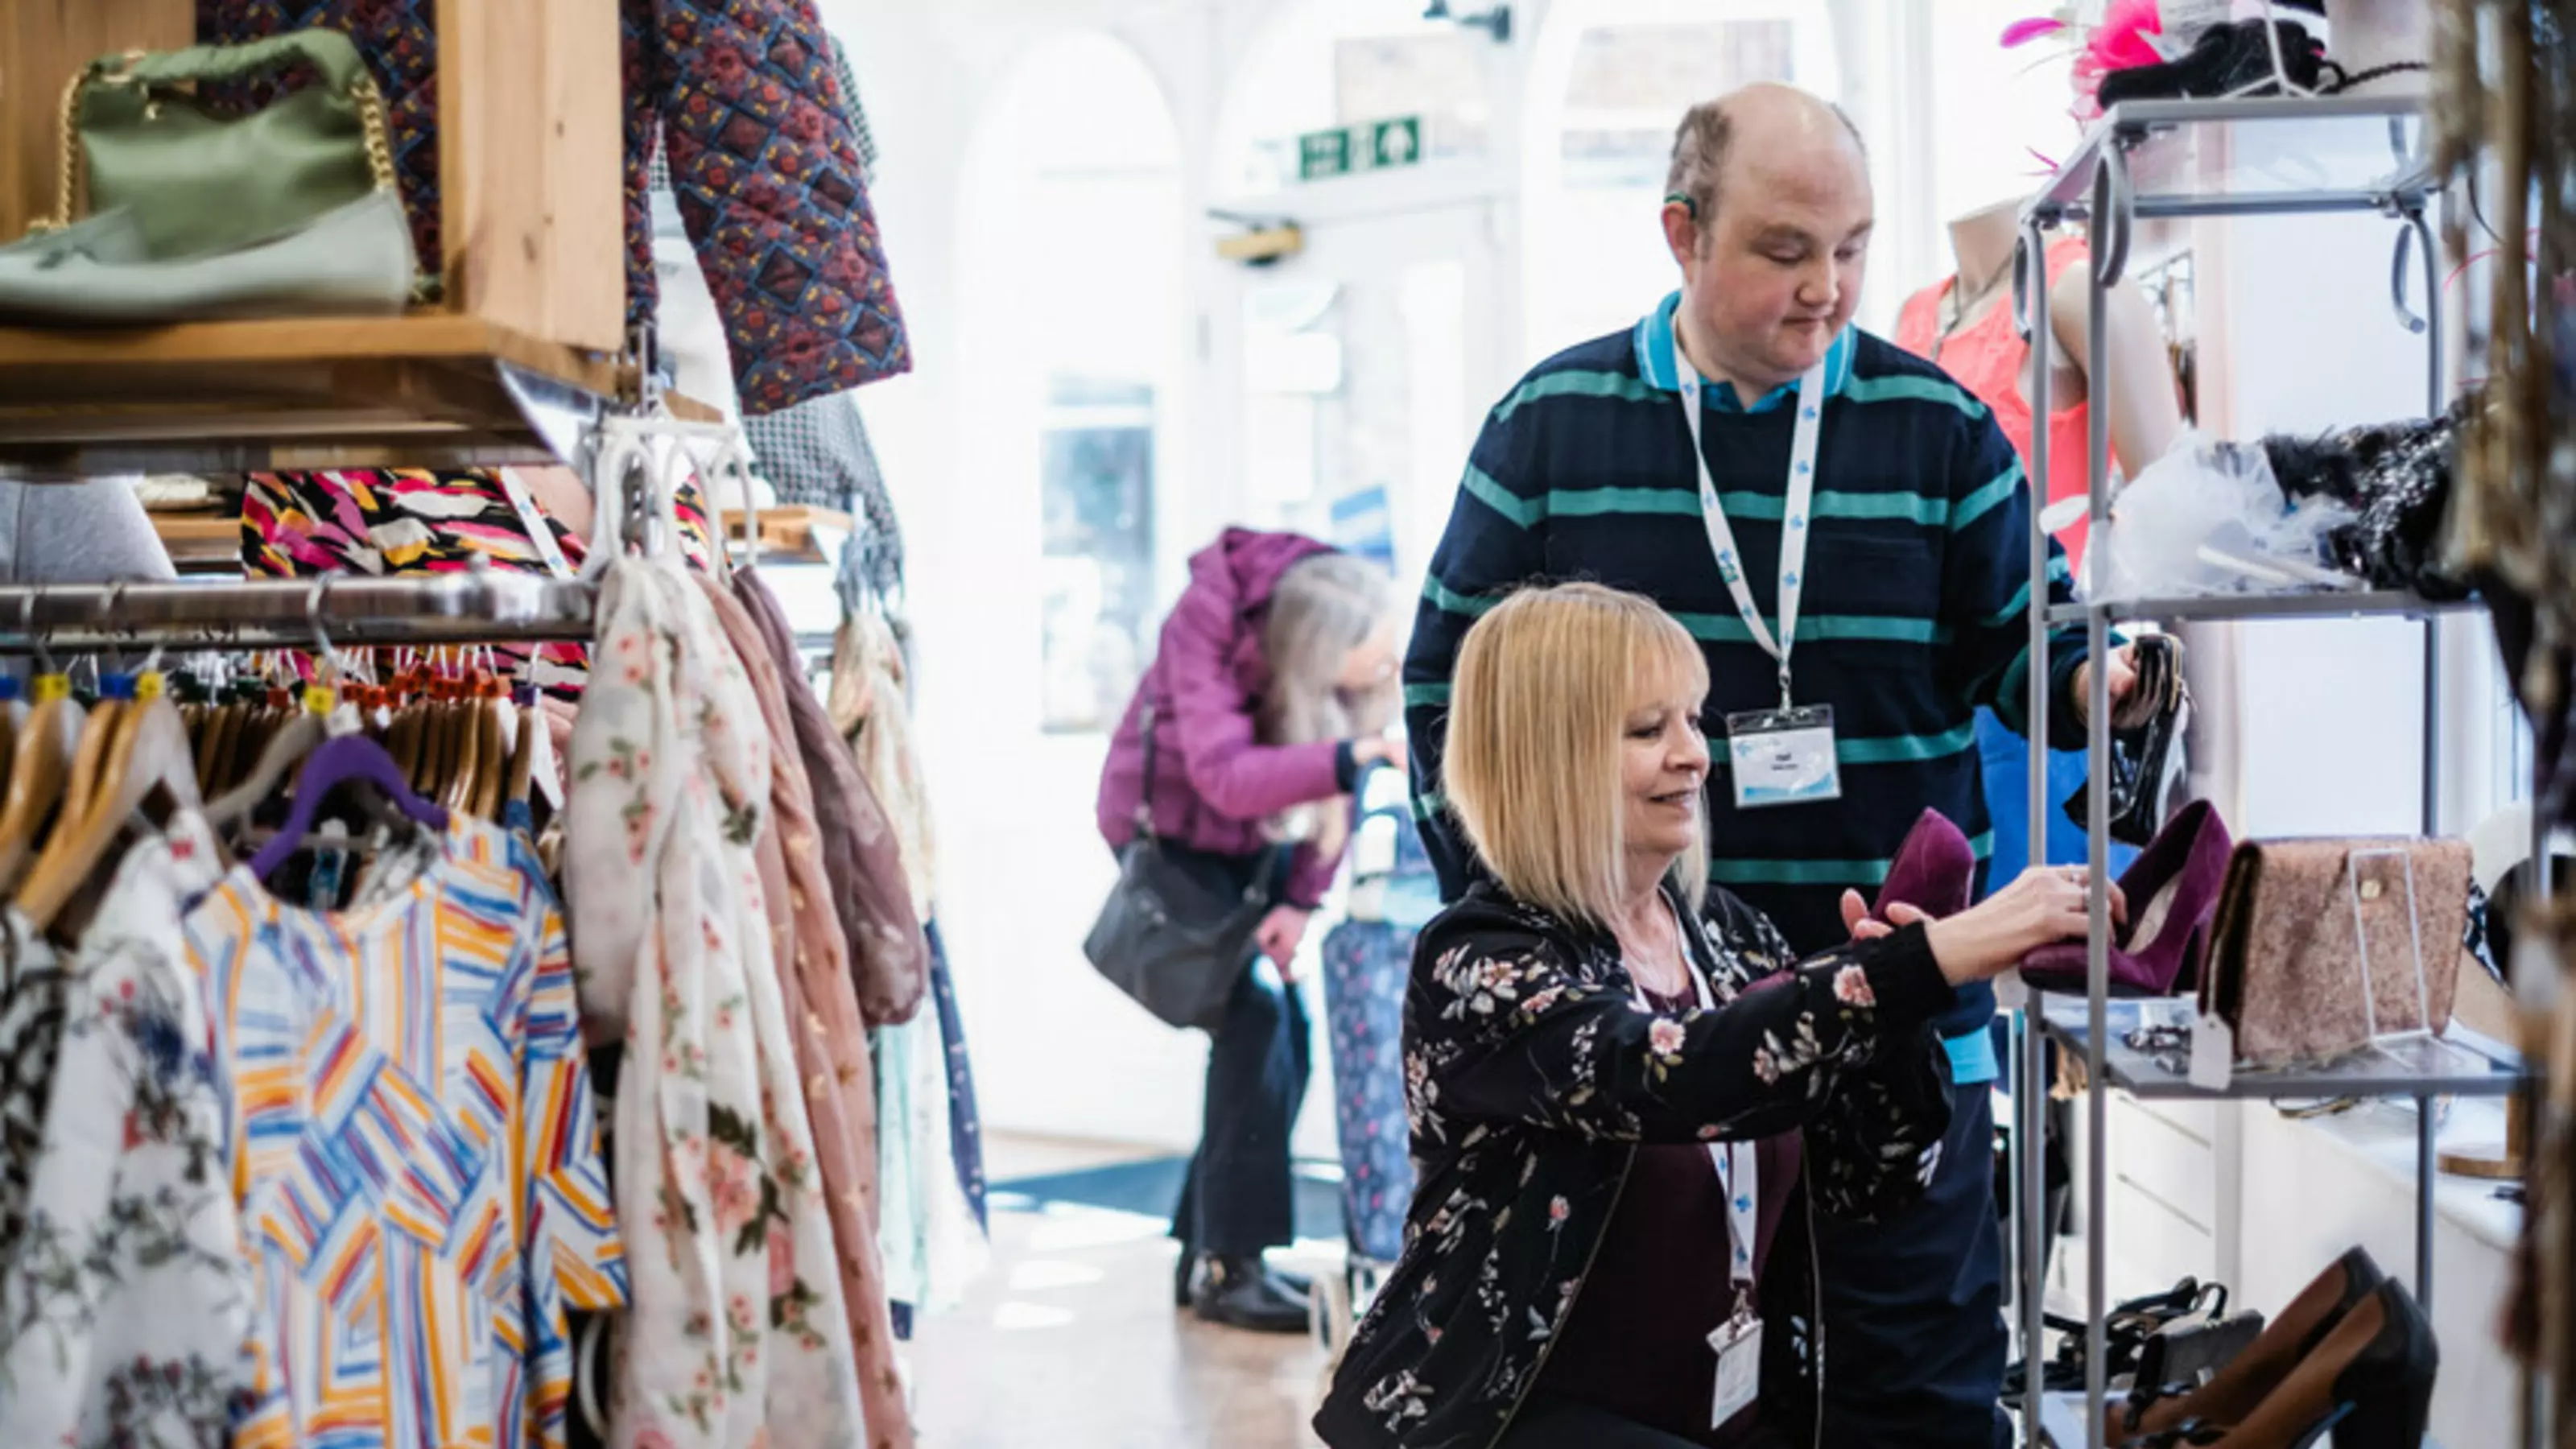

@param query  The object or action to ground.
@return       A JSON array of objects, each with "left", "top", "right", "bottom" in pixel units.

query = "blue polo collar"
[{"left": 1633, "top": 291, "right": 1857, "bottom": 412}]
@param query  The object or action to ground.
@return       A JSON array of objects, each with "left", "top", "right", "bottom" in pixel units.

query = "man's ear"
[{"left": 1660, "top": 200, "right": 1703, "bottom": 267}]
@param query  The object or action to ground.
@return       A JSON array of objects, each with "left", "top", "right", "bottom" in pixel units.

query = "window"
[{"left": 1523, "top": 1, "right": 1838, "bottom": 361}]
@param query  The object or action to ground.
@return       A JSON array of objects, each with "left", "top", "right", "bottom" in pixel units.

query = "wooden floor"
[{"left": 907, "top": 1136, "right": 1331, "bottom": 1449}]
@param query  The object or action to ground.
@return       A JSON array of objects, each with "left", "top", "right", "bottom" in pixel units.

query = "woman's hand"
[
  {"left": 1839, "top": 890, "right": 1929, "bottom": 943},
  {"left": 1921, "top": 866, "right": 2126, "bottom": 986},
  {"left": 1257, "top": 904, "right": 1314, "bottom": 979},
  {"left": 1352, "top": 733, "right": 1410, "bottom": 772}
]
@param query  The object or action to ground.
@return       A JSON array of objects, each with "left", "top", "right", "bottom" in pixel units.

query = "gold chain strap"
[
  {"left": 41, "top": 66, "right": 93, "bottom": 232},
  {"left": 353, "top": 74, "right": 397, "bottom": 196}
]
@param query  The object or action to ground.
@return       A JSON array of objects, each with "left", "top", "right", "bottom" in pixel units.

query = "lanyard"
[
  {"left": 1628, "top": 899, "right": 1760, "bottom": 1297},
  {"left": 1673, "top": 330, "right": 1828, "bottom": 709}
]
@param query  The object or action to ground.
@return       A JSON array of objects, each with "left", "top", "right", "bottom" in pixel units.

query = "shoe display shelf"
[
  {"left": 2004, "top": 96, "right": 2524, "bottom": 1449},
  {"left": 0, "top": 0, "right": 712, "bottom": 477}
]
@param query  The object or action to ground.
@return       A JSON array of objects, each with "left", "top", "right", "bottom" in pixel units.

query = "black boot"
[
  {"left": 1176, "top": 1247, "right": 1310, "bottom": 1307},
  {"left": 1191, "top": 1253, "right": 1311, "bottom": 1334}
]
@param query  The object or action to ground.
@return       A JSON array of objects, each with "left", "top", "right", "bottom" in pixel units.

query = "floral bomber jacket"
[{"left": 1312, "top": 880, "right": 1962, "bottom": 1449}]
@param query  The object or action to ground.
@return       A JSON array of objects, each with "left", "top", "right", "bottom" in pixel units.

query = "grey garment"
[
  {"left": 0, "top": 478, "right": 175, "bottom": 585},
  {"left": 741, "top": 392, "right": 906, "bottom": 615}
]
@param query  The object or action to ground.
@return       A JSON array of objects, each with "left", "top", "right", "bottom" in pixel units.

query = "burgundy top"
[{"left": 1533, "top": 984, "right": 1804, "bottom": 1447}]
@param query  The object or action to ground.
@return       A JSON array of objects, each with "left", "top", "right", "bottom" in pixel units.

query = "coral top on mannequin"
[{"left": 1896, "top": 195, "right": 2184, "bottom": 561}]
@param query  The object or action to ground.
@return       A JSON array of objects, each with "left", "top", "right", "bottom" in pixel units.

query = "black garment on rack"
[{"left": 2261, "top": 396, "right": 2477, "bottom": 601}]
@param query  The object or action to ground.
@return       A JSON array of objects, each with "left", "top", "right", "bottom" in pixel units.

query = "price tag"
[{"left": 2188, "top": 1012, "right": 2235, "bottom": 1092}]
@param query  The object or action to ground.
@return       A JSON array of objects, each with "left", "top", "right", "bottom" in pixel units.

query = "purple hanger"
[{"left": 245, "top": 733, "right": 449, "bottom": 882}]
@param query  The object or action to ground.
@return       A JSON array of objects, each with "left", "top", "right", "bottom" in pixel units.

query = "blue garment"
[
  {"left": 1402, "top": 296, "right": 2096, "bottom": 1047},
  {"left": 1975, "top": 707, "right": 2140, "bottom": 886},
  {"left": 925, "top": 922, "right": 987, "bottom": 1233},
  {"left": 1809, "top": 1078, "right": 2012, "bottom": 1449},
  {"left": 1319, "top": 919, "right": 1414, "bottom": 1263}
]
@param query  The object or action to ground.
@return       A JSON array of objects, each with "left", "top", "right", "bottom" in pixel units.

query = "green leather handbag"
[{"left": 43, "top": 28, "right": 398, "bottom": 262}]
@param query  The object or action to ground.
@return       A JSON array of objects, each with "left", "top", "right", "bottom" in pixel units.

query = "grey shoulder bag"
[{"left": 1082, "top": 700, "right": 1271, "bottom": 1031}]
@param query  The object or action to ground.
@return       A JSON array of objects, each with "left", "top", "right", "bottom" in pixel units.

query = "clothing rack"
[{"left": 0, "top": 572, "right": 597, "bottom": 654}]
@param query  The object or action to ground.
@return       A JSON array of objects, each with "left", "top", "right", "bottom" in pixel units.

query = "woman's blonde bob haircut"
[{"left": 1444, "top": 582, "right": 1709, "bottom": 928}]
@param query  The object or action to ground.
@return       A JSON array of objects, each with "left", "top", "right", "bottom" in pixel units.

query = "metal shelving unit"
[{"left": 2005, "top": 96, "right": 2519, "bottom": 1448}]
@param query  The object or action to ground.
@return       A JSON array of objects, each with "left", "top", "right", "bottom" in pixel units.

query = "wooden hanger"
[
  {"left": 204, "top": 704, "right": 325, "bottom": 828},
  {"left": 503, "top": 699, "right": 539, "bottom": 811},
  {"left": 0, "top": 682, "right": 83, "bottom": 897},
  {"left": 19, "top": 682, "right": 202, "bottom": 931}
]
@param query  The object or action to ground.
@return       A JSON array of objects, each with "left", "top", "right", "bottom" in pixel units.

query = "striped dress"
[
  {"left": 184, "top": 811, "right": 625, "bottom": 1449},
  {"left": 1402, "top": 295, "right": 2093, "bottom": 1039}
]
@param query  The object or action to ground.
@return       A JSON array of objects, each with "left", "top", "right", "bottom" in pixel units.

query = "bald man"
[{"left": 1402, "top": 85, "right": 2135, "bottom": 1447}]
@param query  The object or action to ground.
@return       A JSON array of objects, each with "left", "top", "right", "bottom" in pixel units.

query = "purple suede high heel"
[
  {"left": 1872, "top": 809, "right": 1976, "bottom": 923},
  {"left": 2022, "top": 800, "right": 2235, "bottom": 997}
]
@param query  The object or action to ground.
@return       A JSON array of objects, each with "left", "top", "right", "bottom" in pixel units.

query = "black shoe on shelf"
[{"left": 1191, "top": 1253, "right": 1313, "bottom": 1335}]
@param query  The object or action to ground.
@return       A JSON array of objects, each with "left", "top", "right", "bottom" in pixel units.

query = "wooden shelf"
[
  {"left": 721, "top": 505, "right": 852, "bottom": 564},
  {"left": 148, "top": 510, "right": 242, "bottom": 574},
  {"left": 0, "top": 315, "right": 629, "bottom": 476}
]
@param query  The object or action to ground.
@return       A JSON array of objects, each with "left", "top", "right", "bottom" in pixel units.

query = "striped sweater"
[{"left": 1403, "top": 295, "right": 2093, "bottom": 1035}]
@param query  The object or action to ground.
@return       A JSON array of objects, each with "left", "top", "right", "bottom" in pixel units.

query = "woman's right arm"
[
  {"left": 1412, "top": 915, "right": 1959, "bottom": 1153},
  {"left": 1155, "top": 593, "right": 1348, "bottom": 823}
]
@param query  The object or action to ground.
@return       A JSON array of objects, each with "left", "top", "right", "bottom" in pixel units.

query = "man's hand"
[
  {"left": 1839, "top": 888, "right": 1930, "bottom": 943},
  {"left": 1257, "top": 905, "right": 1314, "bottom": 980},
  {"left": 2072, "top": 641, "right": 2149, "bottom": 729}
]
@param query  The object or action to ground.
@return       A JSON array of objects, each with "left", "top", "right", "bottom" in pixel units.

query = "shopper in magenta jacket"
[{"left": 1096, "top": 526, "right": 1403, "bottom": 1331}]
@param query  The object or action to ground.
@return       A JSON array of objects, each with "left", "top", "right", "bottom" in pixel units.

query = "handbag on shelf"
[
  {"left": 1082, "top": 700, "right": 1272, "bottom": 1033},
  {"left": 0, "top": 28, "right": 420, "bottom": 324},
  {"left": 2199, "top": 836, "right": 2472, "bottom": 1068},
  {"left": 2066, "top": 633, "right": 2189, "bottom": 848},
  {"left": 48, "top": 28, "right": 392, "bottom": 258}
]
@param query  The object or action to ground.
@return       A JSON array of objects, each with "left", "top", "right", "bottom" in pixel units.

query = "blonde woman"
[
  {"left": 1095, "top": 529, "right": 1404, "bottom": 1332},
  {"left": 1314, "top": 583, "right": 2109, "bottom": 1449}
]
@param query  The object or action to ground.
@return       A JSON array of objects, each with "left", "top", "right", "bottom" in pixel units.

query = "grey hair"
[
  {"left": 1258, "top": 550, "right": 1398, "bottom": 844},
  {"left": 1664, "top": 97, "right": 1868, "bottom": 233}
]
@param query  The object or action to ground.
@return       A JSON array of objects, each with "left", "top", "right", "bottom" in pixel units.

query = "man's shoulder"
[
  {"left": 1840, "top": 328, "right": 1994, "bottom": 428},
  {"left": 1481, "top": 326, "right": 1659, "bottom": 427},
  {"left": 1526, "top": 324, "right": 1644, "bottom": 381}
]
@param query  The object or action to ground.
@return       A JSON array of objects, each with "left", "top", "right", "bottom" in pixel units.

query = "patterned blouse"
[
  {"left": 564, "top": 554, "right": 869, "bottom": 1449},
  {"left": 0, "top": 823, "right": 284, "bottom": 1449},
  {"left": 183, "top": 811, "right": 625, "bottom": 1449},
  {"left": 1312, "top": 881, "right": 1959, "bottom": 1449}
]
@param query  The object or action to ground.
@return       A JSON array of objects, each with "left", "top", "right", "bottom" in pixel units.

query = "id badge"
[
  {"left": 1724, "top": 705, "right": 1842, "bottom": 809},
  {"left": 1707, "top": 1313, "right": 1763, "bottom": 1428}
]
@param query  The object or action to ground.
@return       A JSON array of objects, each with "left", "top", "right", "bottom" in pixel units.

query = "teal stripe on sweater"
[
  {"left": 1462, "top": 463, "right": 1545, "bottom": 528},
  {"left": 1835, "top": 721, "right": 1979, "bottom": 765},
  {"left": 1707, "top": 829, "right": 1995, "bottom": 888},
  {"left": 1953, "top": 461, "right": 2027, "bottom": 531},
  {"left": 1405, "top": 683, "right": 1453, "bottom": 708},
  {"left": 1423, "top": 576, "right": 1504, "bottom": 619},
  {"left": 1846, "top": 373, "right": 1989, "bottom": 421},
  {"left": 1670, "top": 612, "right": 1946, "bottom": 646},
  {"left": 1496, "top": 369, "right": 1665, "bottom": 422},
  {"left": 1531, "top": 486, "right": 1949, "bottom": 527}
]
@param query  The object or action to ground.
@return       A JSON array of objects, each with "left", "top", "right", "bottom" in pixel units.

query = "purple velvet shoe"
[
  {"left": 1872, "top": 809, "right": 1976, "bottom": 923},
  {"left": 2021, "top": 800, "right": 2235, "bottom": 997}
]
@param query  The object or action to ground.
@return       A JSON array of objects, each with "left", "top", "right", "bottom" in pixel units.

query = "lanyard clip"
[{"left": 1776, "top": 661, "right": 1794, "bottom": 711}]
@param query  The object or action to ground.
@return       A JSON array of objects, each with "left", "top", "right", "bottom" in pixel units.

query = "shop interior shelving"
[
  {"left": 0, "top": 0, "right": 658, "bottom": 477},
  {"left": 2005, "top": 94, "right": 2522, "bottom": 1448}
]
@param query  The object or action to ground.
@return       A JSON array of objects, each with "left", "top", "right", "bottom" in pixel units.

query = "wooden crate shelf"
[
  {"left": 720, "top": 506, "right": 853, "bottom": 564},
  {"left": 0, "top": 0, "right": 630, "bottom": 477},
  {"left": 0, "top": 315, "right": 627, "bottom": 475}
]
